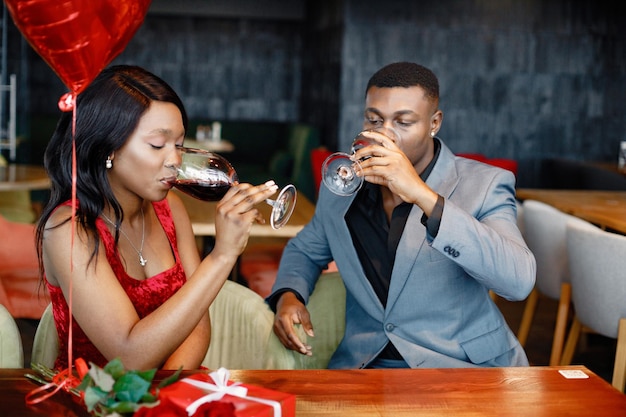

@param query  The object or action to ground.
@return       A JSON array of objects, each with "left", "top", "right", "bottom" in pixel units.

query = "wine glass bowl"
[
  {"left": 321, "top": 152, "right": 364, "bottom": 196},
  {"left": 174, "top": 147, "right": 238, "bottom": 201},
  {"left": 173, "top": 147, "right": 297, "bottom": 229},
  {"left": 322, "top": 127, "right": 400, "bottom": 196}
]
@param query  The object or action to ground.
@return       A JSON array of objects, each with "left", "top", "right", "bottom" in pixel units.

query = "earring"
[
  {"left": 106, "top": 156, "right": 113, "bottom": 169},
  {"left": 430, "top": 131, "right": 435, "bottom": 137}
]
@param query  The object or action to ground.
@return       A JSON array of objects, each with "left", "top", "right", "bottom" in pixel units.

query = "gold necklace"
[{"left": 101, "top": 208, "right": 147, "bottom": 266}]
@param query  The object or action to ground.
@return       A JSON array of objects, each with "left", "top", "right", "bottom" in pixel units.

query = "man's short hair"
[{"left": 366, "top": 62, "right": 439, "bottom": 100}]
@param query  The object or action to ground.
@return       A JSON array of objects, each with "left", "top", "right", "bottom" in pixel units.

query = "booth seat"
[
  {"left": 239, "top": 242, "right": 287, "bottom": 299},
  {"left": 0, "top": 214, "right": 48, "bottom": 319},
  {"left": 239, "top": 236, "right": 337, "bottom": 299},
  {"left": 456, "top": 153, "right": 518, "bottom": 177},
  {"left": 0, "top": 191, "right": 37, "bottom": 224},
  {"left": 455, "top": 153, "right": 488, "bottom": 163},
  {"left": 310, "top": 147, "right": 333, "bottom": 198},
  {"left": 32, "top": 272, "right": 347, "bottom": 370}
]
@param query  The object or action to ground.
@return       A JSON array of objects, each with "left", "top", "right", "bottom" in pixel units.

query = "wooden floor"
[{"left": 16, "top": 294, "right": 616, "bottom": 383}]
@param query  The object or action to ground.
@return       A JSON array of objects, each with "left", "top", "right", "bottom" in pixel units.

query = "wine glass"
[
  {"left": 172, "top": 147, "right": 297, "bottom": 229},
  {"left": 321, "top": 127, "right": 400, "bottom": 196}
]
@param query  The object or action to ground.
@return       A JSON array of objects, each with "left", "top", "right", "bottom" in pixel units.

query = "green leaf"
[
  {"left": 88, "top": 365, "right": 115, "bottom": 392},
  {"left": 108, "top": 400, "right": 143, "bottom": 414},
  {"left": 74, "top": 358, "right": 169, "bottom": 416},
  {"left": 103, "top": 358, "right": 126, "bottom": 379},
  {"left": 76, "top": 373, "right": 94, "bottom": 391},
  {"left": 134, "top": 368, "right": 157, "bottom": 382},
  {"left": 136, "top": 401, "right": 162, "bottom": 411},
  {"left": 141, "top": 391, "right": 159, "bottom": 403},
  {"left": 83, "top": 386, "right": 108, "bottom": 412},
  {"left": 158, "top": 367, "right": 183, "bottom": 388},
  {"left": 113, "top": 372, "right": 152, "bottom": 403}
]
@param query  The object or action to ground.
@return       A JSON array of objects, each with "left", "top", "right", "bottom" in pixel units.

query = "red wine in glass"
[
  {"left": 351, "top": 137, "right": 371, "bottom": 154},
  {"left": 173, "top": 147, "right": 297, "bottom": 229},
  {"left": 173, "top": 179, "right": 231, "bottom": 201}
]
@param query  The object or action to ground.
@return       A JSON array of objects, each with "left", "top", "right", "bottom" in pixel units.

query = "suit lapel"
[
  {"left": 386, "top": 143, "right": 461, "bottom": 312},
  {"left": 323, "top": 186, "right": 386, "bottom": 313}
]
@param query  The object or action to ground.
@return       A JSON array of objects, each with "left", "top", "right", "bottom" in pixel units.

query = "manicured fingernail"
[{"left": 265, "top": 180, "right": 276, "bottom": 187}]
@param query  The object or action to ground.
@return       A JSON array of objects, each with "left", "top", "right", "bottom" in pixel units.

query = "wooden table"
[
  {"left": 516, "top": 188, "right": 626, "bottom": 234},
  {"left": 176, "top": 188, "right": 315, "bottom": 238},
  {"left": 0, "top": 164, "right": 50, "bottom": 191},
  {"left": 2, "top": 366, "right": 626, "bottom": 416}
]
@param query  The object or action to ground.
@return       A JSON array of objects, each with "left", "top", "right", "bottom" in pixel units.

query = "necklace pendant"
[{"left": 139, "top": 254, "right": 147, "bottom": 267}]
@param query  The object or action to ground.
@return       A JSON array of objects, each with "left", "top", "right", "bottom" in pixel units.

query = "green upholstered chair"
[
  {"left": 31, "top": 273, "right": 346, "bottom": 371},
  {"left": 238, "top": 124, "right": 320, "bottom": 293},
  {"left": 31, "top": 303, "right": 58, "bottom": 369},
  {"left": 31, "top": 284, "right": 292, "bottom": 371},
  {"left": 201, "top": 121, "right": 320, "bottom": 201},
  {"left": 276, "top": 271, "right": 346, "bottom": 369},
  {"left": 282, "top": 123, "right": 320, "bottom": 202},
  {"left": 204, "top": 272, "right": 346, "bottom": 370},
  {"left": 202, "top": 280, "right": 295, "bottom": 370},
  {"left": 0, "top": 303, "right": 24, "bottom": 368}
]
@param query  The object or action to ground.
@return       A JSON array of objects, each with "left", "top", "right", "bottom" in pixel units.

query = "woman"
[{"left": 35, "top": 65, "right": 278, "bottom": 370}]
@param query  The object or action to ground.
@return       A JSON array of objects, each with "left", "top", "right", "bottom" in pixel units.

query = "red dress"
[{"left": 46, "top": 200, "right": 186, "bottom": 370}]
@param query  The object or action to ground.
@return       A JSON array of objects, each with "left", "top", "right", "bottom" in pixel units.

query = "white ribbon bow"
[{"left": 184, "top": 367, "right": 281, "bottom": 417}]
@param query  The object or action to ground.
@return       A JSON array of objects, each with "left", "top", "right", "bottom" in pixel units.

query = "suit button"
[
  {"left": 444, "top": 245, "right": 460, "bottom": 258},
  {"left": 385, "top": 323, "right": 395, "bottom": 331}
]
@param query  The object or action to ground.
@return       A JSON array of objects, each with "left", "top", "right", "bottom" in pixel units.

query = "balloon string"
[
  {"left": 27, "top": 93, "right": 79, "bottom": 406},
  {"left": 69, "top": 95, "right": 77, "bottom": 373},
  {"left": 24, "top": 368, "right": 81, "bottom": 405}
]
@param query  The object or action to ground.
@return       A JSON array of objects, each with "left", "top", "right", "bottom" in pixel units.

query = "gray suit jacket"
[{"left": 270, "top": 140, "right": 536, "bottom": 368}]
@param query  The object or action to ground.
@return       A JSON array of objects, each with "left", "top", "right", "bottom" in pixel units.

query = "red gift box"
[{"left": 148, "top": 368, "right": 295, "bottom": 417}]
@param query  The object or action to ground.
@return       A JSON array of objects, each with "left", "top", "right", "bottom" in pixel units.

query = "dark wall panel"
[
  {"left": 10, "top": 0, "right": 626, "bottom": 188},
  {"left": 337, "top": 0, "right": 626, "bottom": 186},
  {"left": 29, "top": 15, "right": 303, "bottom": 123}
]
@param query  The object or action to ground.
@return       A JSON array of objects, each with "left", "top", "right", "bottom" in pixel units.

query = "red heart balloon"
[{"left": 5, "top": 0, "right": 151, "bottom": 96}]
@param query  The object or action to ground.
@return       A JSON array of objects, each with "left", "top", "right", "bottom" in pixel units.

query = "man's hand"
[
  {"left": 354, "top": 130, "right": 439, "bottom": 216},
  {"left": 273, "top": 291, "right": 314, "bottom": 356}
]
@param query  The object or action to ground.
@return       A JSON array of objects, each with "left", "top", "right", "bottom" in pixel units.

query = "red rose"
[{"left": 194, "top": 401, "right": 236, "bottom": 417}]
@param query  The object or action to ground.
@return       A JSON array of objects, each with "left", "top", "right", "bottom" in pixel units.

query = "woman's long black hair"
[{"left": 35, "top": 65, "right": 188, "bottom": 280}]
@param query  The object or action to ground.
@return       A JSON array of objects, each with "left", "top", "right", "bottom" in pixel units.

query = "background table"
[
  {"left": 0, "top": 164, "right": 50, "bottom": 192},
  {"left": 2, "top": 366, "right": 626, "bottom": 416},
  {"left": 0, "top": 164, "right": 50, "bottom": 222},
  {"left": 175, "top": 188, "right": 315, "bottom": 239},
  {"left": 516, "top": 188, "right": 626, "bottom": 234},
  {"left": 175, "top": 188, "right": 315, "bottom": 283}
]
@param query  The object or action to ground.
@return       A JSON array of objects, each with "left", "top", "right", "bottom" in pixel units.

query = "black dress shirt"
[
  {"left": 345, "top": 139, "right": 443, "bottom": 359},
  {"left": 267, "top": 139, "right": 444, "bottom": 362}
]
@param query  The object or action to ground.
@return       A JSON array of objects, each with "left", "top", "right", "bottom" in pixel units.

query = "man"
[{"left": 266, "top": 62, "right": 536, "bottom": 369}]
